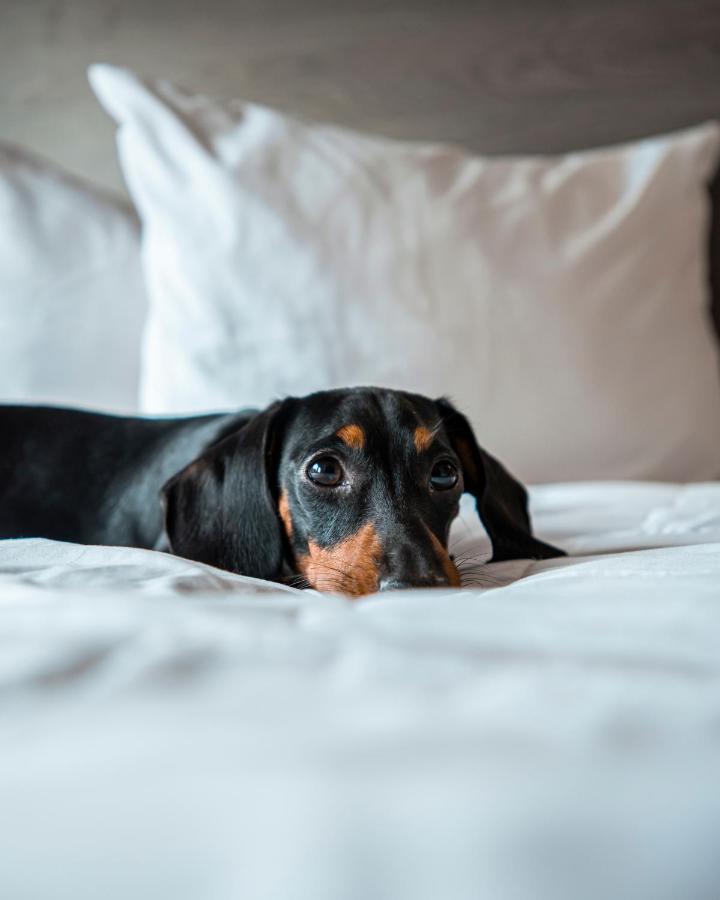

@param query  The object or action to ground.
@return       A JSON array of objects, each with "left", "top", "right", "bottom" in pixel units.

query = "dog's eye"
[
  {"left": 429, "top": 460, "right": 459, "bottom": 490},
  {"left": 307, "top": 457, "right": 344, "bottom": 487}
]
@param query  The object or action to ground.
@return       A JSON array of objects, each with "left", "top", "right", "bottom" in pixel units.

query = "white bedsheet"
[{"left": 1, "top": 483, "right": 719, "bottom": 900}]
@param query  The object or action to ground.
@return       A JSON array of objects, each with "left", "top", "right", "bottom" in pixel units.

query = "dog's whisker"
[
  {"left": 452, "top": 557, "right": 492, "bottom": 569},
  {"left": 457, "top": 571, "right": 507, "bottom": 588}
]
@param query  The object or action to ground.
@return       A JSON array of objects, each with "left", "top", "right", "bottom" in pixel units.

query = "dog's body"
[
  {"left": 0, "top": 405, "right": 249, "bottom": 549},
  {"left": 0, "top": 389, "right": 563, "bottom": 594}
]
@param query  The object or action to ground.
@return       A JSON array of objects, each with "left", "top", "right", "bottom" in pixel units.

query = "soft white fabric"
[
  {"left": 2, "top": 482, "right": 720, "bottom": 900},
  {"left": 0, "top": 143, "right": 146, "bottom": 412},
  {"left": 89, "top": 64, "right": 720, "bottom": 481}
]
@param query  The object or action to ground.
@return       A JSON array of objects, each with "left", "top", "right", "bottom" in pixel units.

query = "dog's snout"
[{"left": 376, "top": 526, "right": 460, "bottom": 592}]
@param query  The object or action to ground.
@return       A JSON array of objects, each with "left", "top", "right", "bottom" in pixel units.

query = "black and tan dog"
[{"left": 0, "top": 388, "right": 563, "bottom": 595}]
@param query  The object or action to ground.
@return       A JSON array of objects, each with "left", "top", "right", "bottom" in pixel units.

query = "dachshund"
[{"left": 0, "top": 388, "right": 563, "bottom": 595}]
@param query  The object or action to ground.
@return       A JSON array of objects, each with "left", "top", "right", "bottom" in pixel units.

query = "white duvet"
[{"left": 2, "top": 482, "right": 720, "bottom": 900}]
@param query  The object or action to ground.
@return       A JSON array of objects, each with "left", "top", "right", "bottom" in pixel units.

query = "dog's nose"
[{"left": 379, "top": 576, "right": 448, "bottom": 592}]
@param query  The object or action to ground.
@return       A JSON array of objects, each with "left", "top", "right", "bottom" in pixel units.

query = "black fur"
[
  {"left": 435, "top": 398, "right": 562, "bottom": 562},
  {"left": 0, "top": 389, "right": 564, "bottom": 592},
  {"left": 162, "top": 401, "right": 291, "bottom": 579}
]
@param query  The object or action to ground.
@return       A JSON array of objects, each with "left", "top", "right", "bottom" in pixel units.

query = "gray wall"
[{"left": 2, "top": 0, "right": 719, "bottom": 195}]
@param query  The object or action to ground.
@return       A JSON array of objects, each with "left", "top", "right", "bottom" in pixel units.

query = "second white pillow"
[{"left": 0, "top": 143, "right": 146, "bottom": 413}]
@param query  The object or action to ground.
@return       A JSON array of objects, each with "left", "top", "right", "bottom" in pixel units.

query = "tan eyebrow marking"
[
  {"left": 414, "top": 425, "right": 435, "bottom": 453},
  {"left": 278, "top": 489, "right": 293, "bottom": 539},
  {"left": 336, "top": 424, "right": 366, "bottom": 449}
]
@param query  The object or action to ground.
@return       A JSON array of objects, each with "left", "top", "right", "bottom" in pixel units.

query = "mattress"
[{"left": 1, "top": 482, "right": 719, "bottom": 900}]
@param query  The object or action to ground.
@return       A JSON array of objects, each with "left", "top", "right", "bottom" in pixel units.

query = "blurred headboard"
[
  {"left": 2, "top": 0, "right": 718, "bottom": 190},
  {"left": 2, "top": 0, "right": 720, "bottom": 326}
]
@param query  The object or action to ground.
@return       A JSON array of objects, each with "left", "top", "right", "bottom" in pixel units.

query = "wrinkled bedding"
[{"left": 1, "top": 483, "right": 720, "bottom": 900}]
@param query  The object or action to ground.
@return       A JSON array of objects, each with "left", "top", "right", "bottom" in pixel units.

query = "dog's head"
[{"left": 162, "top": 388, "right": 563, "bottom": 595}]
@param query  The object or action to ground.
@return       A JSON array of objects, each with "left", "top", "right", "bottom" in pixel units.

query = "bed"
[
  {"left": 2, "top": 2, "right": 720, "bottom": 898},
  {"left": 2, "top": 483, "right": 720, "bottom": 899}
]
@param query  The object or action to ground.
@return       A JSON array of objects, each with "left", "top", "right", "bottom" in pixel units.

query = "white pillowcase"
[
  {"left": 0, "top": 143, "right": 146, "bottom": 413},
  {"left": 90, "top": 64, "right": 720, "bottom": 482}
]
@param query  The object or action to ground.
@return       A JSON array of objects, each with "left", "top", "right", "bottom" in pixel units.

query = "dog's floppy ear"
[
  {"left": 162, "top": 401, "right": 291, "bottom": 579},
  {"left": 435, "top": 398, "right": 564, "bottom": 562}
]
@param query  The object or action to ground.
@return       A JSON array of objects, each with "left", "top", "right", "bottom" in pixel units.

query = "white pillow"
[
  {"left": 90, "top": 64, "right": 720, "bottom": 482},
  {"left": 0, "top": 143, "right": 146, "bottom": 413}
]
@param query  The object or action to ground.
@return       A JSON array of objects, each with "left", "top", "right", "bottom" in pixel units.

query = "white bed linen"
[{"left": 1, "top": 482, "right": 720, "bottom": 900}]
